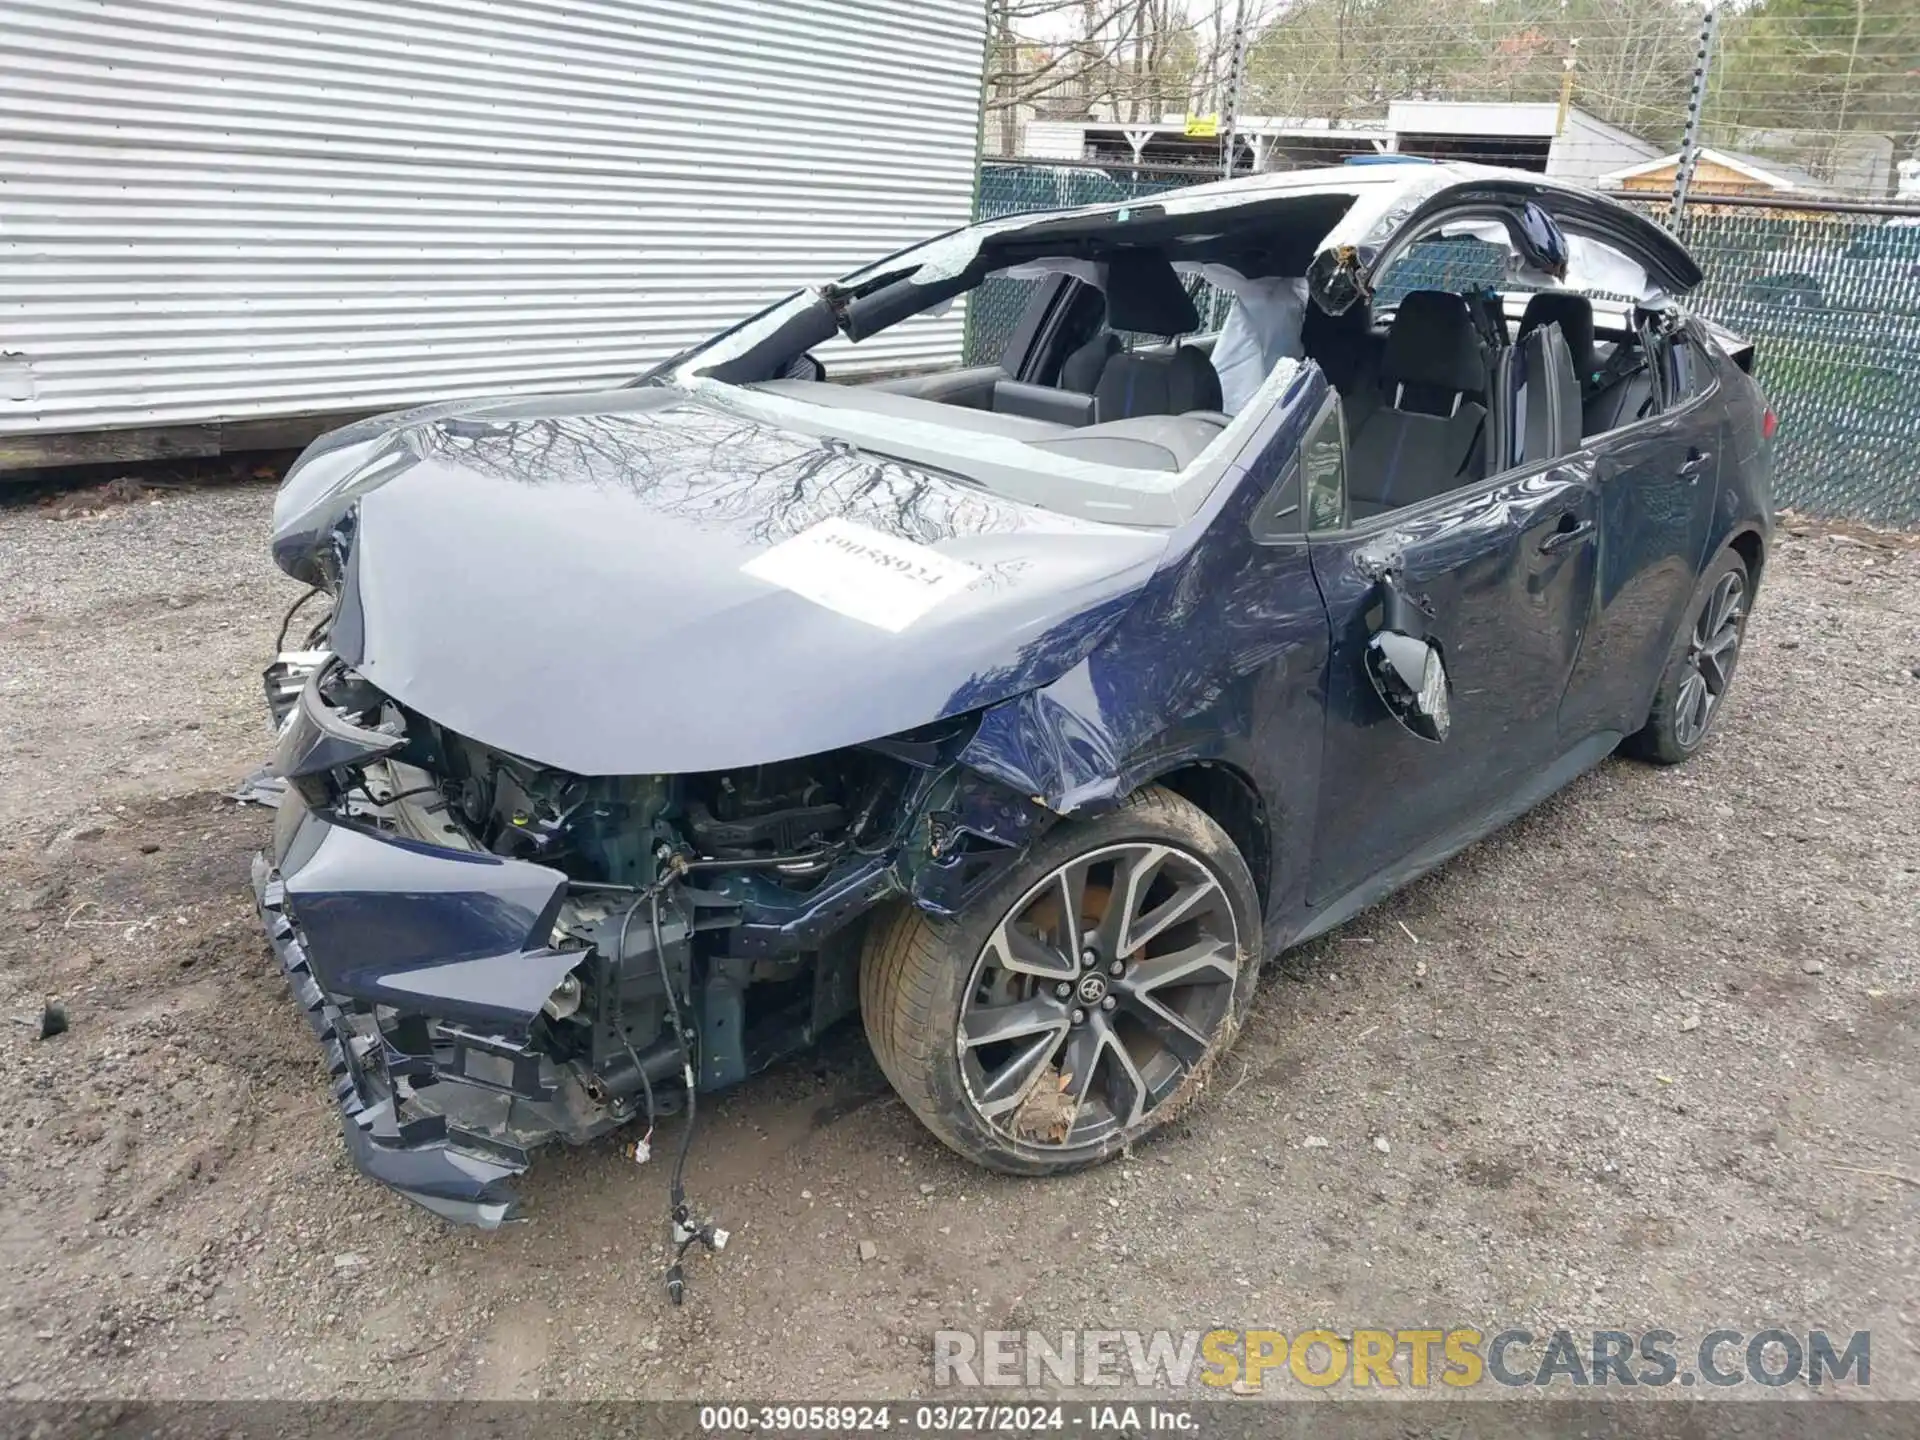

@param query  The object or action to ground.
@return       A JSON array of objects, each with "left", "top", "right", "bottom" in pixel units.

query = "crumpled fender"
[
  {"left": 952, "top": 372, "right": 1331, "bottom": 827},
  {"left": 955, "top": 658, "right": 1129, "bottom": 816}
]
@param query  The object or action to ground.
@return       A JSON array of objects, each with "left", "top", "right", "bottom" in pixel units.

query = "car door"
[
  {"left": 1302, "top": 427, "right": 1601, "bottom": 914},
  {"left": 1556, "top": 318, "right": 1725, "bottom": 745}
]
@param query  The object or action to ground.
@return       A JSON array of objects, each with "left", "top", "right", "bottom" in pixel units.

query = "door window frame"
[{"left": 1580, "top": 312, "right": 1722, "bottom": 446}]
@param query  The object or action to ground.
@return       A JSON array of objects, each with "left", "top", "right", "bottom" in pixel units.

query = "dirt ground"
[{"left": 0, "top": 478, "right": 1915, "bottom": 1403}]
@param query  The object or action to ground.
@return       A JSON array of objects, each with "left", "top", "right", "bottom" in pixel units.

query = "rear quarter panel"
[{"left": 1703, "top": 327, "right": 1776, "bottom": 583}]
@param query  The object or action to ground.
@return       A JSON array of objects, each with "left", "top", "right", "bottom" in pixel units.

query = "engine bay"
[{"left": 249, "top": 636, "right": 1055, "bottom": 1285}]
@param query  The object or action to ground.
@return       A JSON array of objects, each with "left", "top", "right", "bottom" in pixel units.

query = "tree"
[
  {"left": 1711, "top": 0, "right": 1920, "bottom": 182},
  {"left": 986, "top": 0, "right": 1234, "bottom": 139},
  {"left": 1242, "top": 0, "right": 1698, "bottom": 140}
]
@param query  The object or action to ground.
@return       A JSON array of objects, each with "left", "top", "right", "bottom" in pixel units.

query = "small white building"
[
  {"left": 0, "top": 0, "right": 989, "bottom": 467},
  {"left": 1023, "top": 101, "right": 1659, "bottom": 186},
  {"left": 1599, "top": 147, "right": 1831, "bottom": 201},
  {"left": 1388, "top": 102, "right": 1659, "bottom": 187}
]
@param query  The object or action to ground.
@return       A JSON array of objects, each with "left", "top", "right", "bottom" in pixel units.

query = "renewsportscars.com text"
[{"left": 933, "top": 1328, "right": 1871, "bottom": 1391}]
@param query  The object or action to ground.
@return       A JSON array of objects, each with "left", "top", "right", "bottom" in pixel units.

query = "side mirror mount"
[
  {"left": 1364, "top": 573, "right": 1451, "bottom": 743},
  {"left": 1307, "top": 245, "right": 1369, "bottom": 317}
]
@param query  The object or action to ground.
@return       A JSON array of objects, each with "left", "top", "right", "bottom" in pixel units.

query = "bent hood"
[{"left": 273, "top": 388, "right": 1169, "bottom": 776}]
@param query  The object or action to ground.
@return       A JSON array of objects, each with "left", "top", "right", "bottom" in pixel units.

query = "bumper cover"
[{"left": 251, "top": 800, "right": 601, "bottom": 1226}]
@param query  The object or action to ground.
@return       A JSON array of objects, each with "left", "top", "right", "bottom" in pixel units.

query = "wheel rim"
[
  {"left": 1674, "top": 569, "right": 1745, "bottom": 751},
  {"left": 956, "top": 842, "right": 1241, "bottom": 1154}
]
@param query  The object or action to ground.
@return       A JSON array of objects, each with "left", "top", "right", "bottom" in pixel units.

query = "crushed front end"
[{"left": 248, "top": 631, "right": 1054, "bottom": 1227}]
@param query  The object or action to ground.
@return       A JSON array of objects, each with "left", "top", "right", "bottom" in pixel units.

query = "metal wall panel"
[{"left": 0, "top": 0, "right": 987, "bottom": 436}]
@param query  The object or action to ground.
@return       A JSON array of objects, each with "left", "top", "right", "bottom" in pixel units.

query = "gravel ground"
[{"left": 0, "top": 478, "right": 1916, "bottom": 1403}]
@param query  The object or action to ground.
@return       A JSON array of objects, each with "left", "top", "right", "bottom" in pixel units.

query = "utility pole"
[
  {"left": 1670, "top": 1, "right": 1721, "bottom": 225},
  {"left": 1555, "top": 39, "right": 1579, "bottom": 137},
  {"left": 1220, "top": 0, "right": 1248, "bottom": 179}
]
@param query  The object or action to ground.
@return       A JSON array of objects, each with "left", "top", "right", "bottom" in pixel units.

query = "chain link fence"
[
  {"left": 967, "top": 162, "right": 1207, "bottom": 367},
  {"left": 1674, "top": 202, "right": 1920, "bottom": 526},
  {"left": 973, "top": 159, "right": 1920, "bottom": 526}
]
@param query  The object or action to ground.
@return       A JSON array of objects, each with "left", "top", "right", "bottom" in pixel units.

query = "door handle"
[
  {"left": 1539, "top": 518, "right": 1594, "bottom": 554},
  {"left": 1678, "top": 448, "right": 1714, "bottom": 480}
]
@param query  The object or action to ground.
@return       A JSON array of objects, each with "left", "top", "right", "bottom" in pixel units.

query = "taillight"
[{"left": 1761, "top": 408, "right": 1778, "bottom": 440}]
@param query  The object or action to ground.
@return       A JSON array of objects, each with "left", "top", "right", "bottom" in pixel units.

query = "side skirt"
[{"left": 1281, "top": 730, "right": 1622, "bottom": 950}]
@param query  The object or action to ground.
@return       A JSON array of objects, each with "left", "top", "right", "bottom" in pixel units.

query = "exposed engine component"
[{"left": 247, "top": 647, "right": 1052, "bottom": 1277}]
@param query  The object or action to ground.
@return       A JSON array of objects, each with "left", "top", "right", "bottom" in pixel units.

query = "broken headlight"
[{"left": 272, "top": 658, "right": 407, "bottom": 806}]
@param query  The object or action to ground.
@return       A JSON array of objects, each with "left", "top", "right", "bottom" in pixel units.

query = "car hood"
[{"left": 271, "top": 387, "right": 1169, "bottom": 776}]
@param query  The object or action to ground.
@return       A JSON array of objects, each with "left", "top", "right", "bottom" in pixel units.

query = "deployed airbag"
[{"left": 1211, "top": 277, "right": 1309, "bottom": 415}]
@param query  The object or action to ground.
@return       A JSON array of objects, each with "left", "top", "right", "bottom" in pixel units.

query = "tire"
[
  {"left": 1623, "top": 547, "right": 1751, "bottom": 766},
  {"left": 860, "top": 785, "right": 1261, "bottom": 1175}
]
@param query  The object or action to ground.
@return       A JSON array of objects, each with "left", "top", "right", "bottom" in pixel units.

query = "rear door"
[
  {"left": 1556, "top": 318, "right": 1725, "bottom": 744},
  {"left": 1304, "top": 451, "right": 1600, "bottom": 910}
]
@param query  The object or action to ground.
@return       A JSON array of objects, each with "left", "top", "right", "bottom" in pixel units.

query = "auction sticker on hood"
[{"left": 742, "top": 517, "right": 983, "bottom": 633}]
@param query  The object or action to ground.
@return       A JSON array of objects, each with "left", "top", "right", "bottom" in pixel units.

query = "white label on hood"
[{"left": 741, "top": 517, "right": 983, "bottom": 633}]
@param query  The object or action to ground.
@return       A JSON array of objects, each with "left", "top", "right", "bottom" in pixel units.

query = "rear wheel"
[
  {"left": 1624, "top": 548, "right": 1750, "bottom": 765},
  {"left": 860, "top": 786, "right": 1260, "bottom": 1174}
]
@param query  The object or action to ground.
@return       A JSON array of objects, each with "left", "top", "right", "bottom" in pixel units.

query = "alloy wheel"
[
  {"left": 955, "top": 842, "right": 1240, "bottom": 1154},
  {"left": 1674, "top": 569, "right": 1745, "bottom": 751}
]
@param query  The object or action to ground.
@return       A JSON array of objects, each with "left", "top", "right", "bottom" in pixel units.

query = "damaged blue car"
[{"left": 252, "top": 162, "right": 1774, "bottom": 1248}]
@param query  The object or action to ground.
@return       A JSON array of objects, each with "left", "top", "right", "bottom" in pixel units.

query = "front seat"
[
  {"left": 1301, "top": 297, "right": 1381, "bottom": 429},
  {"left": 1076, "top": 252, "right": 1223, "bottom": 423},
  {"left": 1517, "top": 291, "right": 1654, "bottom": 437},
  {"left": 1058, "top": 332, "right": 1120, "bottom": 394},
  {"left": 1489, "top": 320, "right": 1583, "bottom": 472},
  {"left": 1345, "top": 290, "right": 1490, "bottom": 518},
  {"left": 1517, "top": 292, "right": 1596, "bottom": 385}
]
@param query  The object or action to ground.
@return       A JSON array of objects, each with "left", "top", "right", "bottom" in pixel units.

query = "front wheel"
[
  {"left": 1623, "top": 548, "right": 1751, "bottom": 765},
  {"left": 860, "top": 786, "right": 1261, "bottom": 1174}
]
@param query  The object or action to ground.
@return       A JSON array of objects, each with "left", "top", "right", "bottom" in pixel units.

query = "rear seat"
[{"left": 1514, "top": 292, "right": 1655, "bottom": 437}]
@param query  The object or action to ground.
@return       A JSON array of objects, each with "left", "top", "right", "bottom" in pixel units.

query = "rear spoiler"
[{"left": 1699, "top": 317, "right": 1754, "bottom": 374}]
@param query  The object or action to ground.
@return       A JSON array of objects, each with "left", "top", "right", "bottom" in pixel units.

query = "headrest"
[
  {"left": 1381, "top": 290, "right": 1486, "bottom": 396},
  {"left": 1518, "top": 292, "right": 1596, "bottom": 377},
  {"left": 1103, "top": 252, "right": 1201, "bottom": 336}
]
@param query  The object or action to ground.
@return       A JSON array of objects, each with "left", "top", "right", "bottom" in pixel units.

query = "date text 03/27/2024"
[{"left": 697, "top": 1405, "right": 1195, "bottom": 1434}]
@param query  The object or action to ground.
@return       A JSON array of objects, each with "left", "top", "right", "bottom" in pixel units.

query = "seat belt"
[
  {"left": 1467, "top": 290, "right": 1506, "bottom": 357},
  {"left": 1585, "top": 338, "right": 1646, "bottom": 401}
]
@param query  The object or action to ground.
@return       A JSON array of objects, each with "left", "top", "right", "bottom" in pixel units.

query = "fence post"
[
  {"left": 1220, "top": 0, "right": 1248, "bottom": 181},
  {"left": 1670, "top": 0, "right": 1722, "bottom": 228}
]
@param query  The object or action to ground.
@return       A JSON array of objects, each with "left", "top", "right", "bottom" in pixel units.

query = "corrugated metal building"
[{"left": 0, "top": 0, "right": 988, "bottom": 465}]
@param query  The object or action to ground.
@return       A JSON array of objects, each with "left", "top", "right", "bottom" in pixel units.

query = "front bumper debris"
[
  {"left": 250, "top": 793, "right": 611, "bottom": 1226},
  {"left": 252, "top": 850, "right": 528, "bottom": 1225}
]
